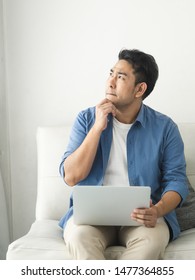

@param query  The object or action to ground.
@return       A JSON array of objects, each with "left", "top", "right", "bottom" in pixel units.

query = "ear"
[{"left": 135, "top": 82, "right": 147, "bottom": 98}]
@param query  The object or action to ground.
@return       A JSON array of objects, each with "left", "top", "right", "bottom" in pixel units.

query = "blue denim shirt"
[{"left": 59, "top": 103, "right": 188, "bottom": 240}]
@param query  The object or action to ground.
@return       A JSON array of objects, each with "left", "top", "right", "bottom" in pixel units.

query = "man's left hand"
[{"left": 131, "top": 200, "right": 158, "bottom": 227}]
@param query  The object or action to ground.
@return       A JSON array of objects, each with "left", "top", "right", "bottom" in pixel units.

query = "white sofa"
[{"left": 6, "top": 123, "right": 195, "bottom": 260}]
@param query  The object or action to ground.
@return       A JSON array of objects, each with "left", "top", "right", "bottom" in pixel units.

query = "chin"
[{"left": 106, "top": 94, "right": 117, "bottom": 102}]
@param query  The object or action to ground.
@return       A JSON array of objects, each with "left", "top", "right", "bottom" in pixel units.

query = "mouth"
[{"left": 106, "top": 93, "right": 117, "bottom": 97}]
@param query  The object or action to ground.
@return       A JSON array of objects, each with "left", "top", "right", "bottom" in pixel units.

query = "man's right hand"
[{"left": 94, "top": 98, "right": 117, "bottom": 132}]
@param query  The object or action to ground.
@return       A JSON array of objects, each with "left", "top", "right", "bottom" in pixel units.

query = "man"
[{"left": 59, "top": 49, "right": 188, "bottom": 259}]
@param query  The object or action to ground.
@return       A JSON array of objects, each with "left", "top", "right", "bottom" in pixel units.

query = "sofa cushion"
[
  {"left": 6, "top": 220, "right": 73, "bottom": 260},
  {"left": 176, "top": 179, "right": 195, "bottom": 231},
  {"left": 164, "top": 228, "right": 195, "bottom": 259},
  {"left": 187, "top": 178, "right": 195, "bottom": 192}
]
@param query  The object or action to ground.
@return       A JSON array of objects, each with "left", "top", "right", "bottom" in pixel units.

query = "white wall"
[
  {"left": 0, "top": 0, "right": 11, "bottom": 258},
  {"left": 3, "top": 0, "right": 195, "bottom": 240}
]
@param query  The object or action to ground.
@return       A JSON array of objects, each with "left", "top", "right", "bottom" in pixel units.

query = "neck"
[{"left": 115, "top": 102, "right": 142, "bottom": 124}]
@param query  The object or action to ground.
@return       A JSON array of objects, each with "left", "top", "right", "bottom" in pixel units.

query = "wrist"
[
  {"left": 92, "top": 123, "right": 105, "bottom": 135},
  {"left": 152, "top": 204, "right": 161, "bottom": 218}
]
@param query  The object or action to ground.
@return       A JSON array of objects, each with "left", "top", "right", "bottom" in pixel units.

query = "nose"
[{"left": 108, "top": 75, "right": 116, "bottom": 89}]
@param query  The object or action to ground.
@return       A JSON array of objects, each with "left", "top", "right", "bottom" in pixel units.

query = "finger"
[
  {"left": 131, "top": 213, "right": 152, "bottom": 221},
  {"left": 132, "top": 208, "right": 148, "bottom": 215},
  {"left": 131, "top": 216, "right": 156, "bottom": 227},
  {"left": 97, "top": 103, "right": 117, "bottom": 117},
  {"left": 97, "top": 98, "right": 113, "bottom": 106}
]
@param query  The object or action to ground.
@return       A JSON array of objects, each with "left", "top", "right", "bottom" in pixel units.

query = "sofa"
[{"left": 6, "top": 123, "right": 195, "bottom": 259}]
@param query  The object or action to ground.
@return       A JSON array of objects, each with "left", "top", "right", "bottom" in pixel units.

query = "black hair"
[{"left": 118, "top": 49, "right": 159, "bottom": 99}]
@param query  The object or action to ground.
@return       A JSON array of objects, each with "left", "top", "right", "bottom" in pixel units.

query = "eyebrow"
[{"left": 110, "top": 69, "right": 128, "bottom": 77}]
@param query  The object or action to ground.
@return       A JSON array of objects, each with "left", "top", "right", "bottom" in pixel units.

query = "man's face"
[{"left": 105, "top": 59, "right": 138, "bottom": 109}]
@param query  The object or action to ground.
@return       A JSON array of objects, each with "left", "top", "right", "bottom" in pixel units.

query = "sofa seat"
[{"left": 6, "top": 219, "right": 195, "bottom": 260}]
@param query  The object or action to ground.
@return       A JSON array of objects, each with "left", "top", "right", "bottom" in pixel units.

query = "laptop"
[{"left": 73, "top": 186, "right": 151, "bottom": 226}]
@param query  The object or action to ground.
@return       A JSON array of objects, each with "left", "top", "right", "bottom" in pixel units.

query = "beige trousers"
[{"left": 63, "top": 217, "right": 170, "bottom": 260}]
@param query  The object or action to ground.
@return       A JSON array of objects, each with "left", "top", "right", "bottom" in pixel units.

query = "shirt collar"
[
  {"left": 107, "top": 103, "right": 147, "bottom": 128},
  {"left": 135, "top": 103, "right": 146, "bottom": 128}
]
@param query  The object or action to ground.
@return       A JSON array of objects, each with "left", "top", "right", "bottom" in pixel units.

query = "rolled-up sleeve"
[
  {"left": 59, "top": 110, "right": 89, "bottom": 182},
  {"left": 161, "top": 122, "right": 189, "bottom": 205}
]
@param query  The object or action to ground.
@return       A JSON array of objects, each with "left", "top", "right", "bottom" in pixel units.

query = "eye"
[{"left": 118, "top": 74, "right": 125, "bottom": 80}]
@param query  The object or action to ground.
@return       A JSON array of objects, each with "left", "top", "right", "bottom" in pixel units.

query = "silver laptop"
[{"left": 73, "top": 186, "right": 151, "bottom": 226}]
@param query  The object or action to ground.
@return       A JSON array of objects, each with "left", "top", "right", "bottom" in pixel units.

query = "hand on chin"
[{"left": 106, "top": 93, "right": 117, "bottom": 103}]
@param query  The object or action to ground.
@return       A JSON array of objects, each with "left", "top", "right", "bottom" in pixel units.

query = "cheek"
[
  {"left": 127, "top": 85, "right": 135, "bottom": 95},
  {"left": 119, "top": 84, "right": 133, "bottom": 95}
]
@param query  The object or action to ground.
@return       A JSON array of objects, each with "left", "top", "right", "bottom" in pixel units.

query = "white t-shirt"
[{"left": 103, "top": 118, "right": 132, "bottom": 186}]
